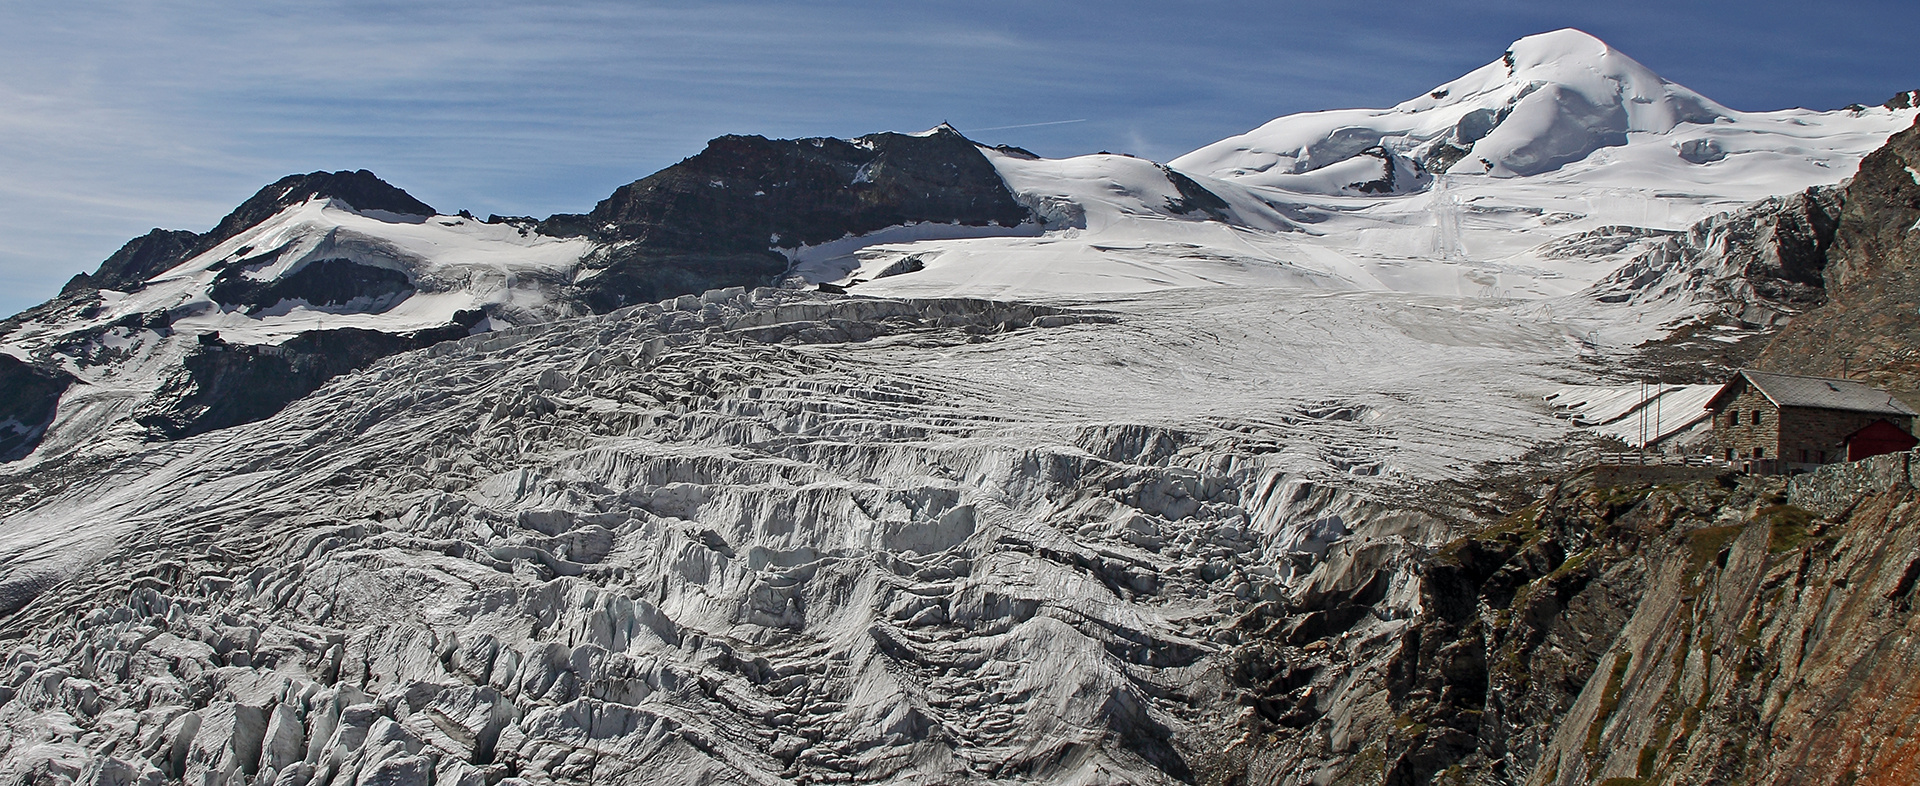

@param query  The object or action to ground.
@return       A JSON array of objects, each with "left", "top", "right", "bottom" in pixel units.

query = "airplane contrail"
[{"left": 965, "top": 119, "right": 1089, "bottom": 132}]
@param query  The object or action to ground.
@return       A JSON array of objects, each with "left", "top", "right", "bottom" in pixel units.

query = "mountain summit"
[{"left": 1174, "top": 28, "right": 1729, "bottom": 183}]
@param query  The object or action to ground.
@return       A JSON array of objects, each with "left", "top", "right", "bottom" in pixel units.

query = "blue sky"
[{"left": 1, "top": 0, "right": 1914, "bottom": 315}]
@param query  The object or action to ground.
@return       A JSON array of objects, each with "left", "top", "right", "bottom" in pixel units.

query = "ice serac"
[
  {"left": 0, "top": 282, "right": 1607, "bottom": 786},
  {"left": 1580, "top": 185, "right": 1841, "bottom": 326},
  {"left": 542, "top": 124, "right": 1035, "bottom": 310},
  {"left": 1173, "top": 28, "right": 1728, "bottom": 184}
]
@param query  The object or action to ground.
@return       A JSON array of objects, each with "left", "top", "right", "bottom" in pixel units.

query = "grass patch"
[
  {"left": 1592, "top": 483, "right": 1657, "bottom": 518},
  {"left": 1477, "top": 503, "right": 1545, "bottom": 542},
  {"left": 1547, "top": 547, "right": 1596, "bottom": 583},
  {"left": 1757, "top": 503, "right": 1818, "bottom": 553},
  {"left": 1686, "top": 525, "right": 1744, "bottom": 574},
  {"left": 1329, "top": 742, "right": 1387, "bottom": 786},
  {"left": 1586, "top": 651, "right": 1634, "bottom": 754},
  {"left": 1437, "top": 502, "right": 1546, "bottom": 564}
]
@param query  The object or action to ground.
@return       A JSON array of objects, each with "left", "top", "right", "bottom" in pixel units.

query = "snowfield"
[{"left": 809, "top": 30, "right": 1909, "bottom": 312}]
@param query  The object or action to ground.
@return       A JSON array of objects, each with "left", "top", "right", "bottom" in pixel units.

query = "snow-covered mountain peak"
[
  {"left": 909, "top": 122, "right": 964, "bottom": 137},
  {"left": 1174, "top": 28, "right": 1743, "bottom": 184},
  {"left": 1398, "top": 28, "right": 1728, "bottom": 136}
]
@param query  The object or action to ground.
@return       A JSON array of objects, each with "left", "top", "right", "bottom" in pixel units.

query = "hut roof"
[{"left": 1705, "top": 369, "right": 1917, "bottom": 417}]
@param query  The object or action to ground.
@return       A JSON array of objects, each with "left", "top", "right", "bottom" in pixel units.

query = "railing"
[{"left": 1595, "top": 452, "right": 1723, "bottom": 467}]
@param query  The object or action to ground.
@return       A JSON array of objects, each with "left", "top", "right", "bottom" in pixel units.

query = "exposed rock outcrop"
[
  {"left": 206, "top": 258, "right": 415, "bottom": 314},
  {"left": 61, "top": 229, "right": 199, "bottom": 294},
  {"left": 1209, "top": 454, "right": 1920, "bottom": 786},
  {"left": 1535, "top": 454, "right": 1920, "bottom": 784},
  {"left": 133, "top": 314, "right": 483, "bottom": 440},
  {"left": 541, "top": 125, "right": 1034, "bottom": 310},
  {"left": 1202, "top": 467, "right": 1690, "bottom": 785},
  {"left": 0, "top": 356, "right": 74, "bottom": 462},
  {"left": 1760, "top": 118, "right": 1920, "bottom": 393}
]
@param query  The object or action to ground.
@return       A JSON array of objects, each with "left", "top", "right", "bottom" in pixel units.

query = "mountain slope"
[
  {"left": 836, "top": 30, "right": 1910, "bottom": 308},
  {"left": 0, "top": 129, "right": 1039, "bottom": 461},
  {"left": 3, "top": 30, "right": 1912, "bottom": 466},
  {"left": 1758, "top": 116, "right": 1920, "bottom": 394}
]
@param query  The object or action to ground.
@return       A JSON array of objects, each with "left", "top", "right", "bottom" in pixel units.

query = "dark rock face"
[
  {"left": 0, "top": 355, "right": 74, "bottom": 461},
  {"left": 564, "top": 252, "right": 796, "bottom": 313},
  {"left": 62, "top": 228, "right": 198, "bottom": 294},
  {"left": 1210, "top": 471, "right": 1670, "bottom": 785},
  {"left": 572, "top": 125, "right": 1028, "bottom": 250},
  {"left": 1347, "top": 146, "right": 1403, "bottom": 195},
  {"left": 1208, "top": 463, "right": 1920, "bottom": 786},
  {"left": 1160, "top": 165, "right": 1232, "bottom": 217},
  {"left": 209, "top": 258, "right": 414, "bottom": 314},
  {"left": 132, "top": 314, "right": 480, "bottom": 440},
  {"left": 541, "top": 125, "right": 1033, "bottom": 309},
  {"left": 1759, "top": 119, "right": 1920, "bottom": 392},
  {"left": 195, "top": 170, "right": 435, "bottom": 258}
]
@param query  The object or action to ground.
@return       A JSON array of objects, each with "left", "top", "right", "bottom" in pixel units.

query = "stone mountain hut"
[{"left": 1705, "top": 369, "right": 1918, "bottom": 472}]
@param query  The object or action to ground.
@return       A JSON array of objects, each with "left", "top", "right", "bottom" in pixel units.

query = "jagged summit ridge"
[
  {"left": 58, "top": 170, "right": 433, "bottom": 296},
  {"left": 207, "top": 169, "right": 437, "bottom": 243}
]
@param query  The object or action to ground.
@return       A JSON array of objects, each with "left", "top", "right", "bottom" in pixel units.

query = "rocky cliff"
[
  {"left": 541, "top": 125, "right": 1033, "bottom": 311},
  {"left": 1760, "top": 115, "right": 1920, "bottom": 393},
  {"left": 1536, "top": 454, "right": 1920, "bottom": 784},
  {"left": 0, "top": 357, "right": 73, "bottom": 463},
  {"left": 1204, "top": 454, "right": 1920, "bottom": 786}
]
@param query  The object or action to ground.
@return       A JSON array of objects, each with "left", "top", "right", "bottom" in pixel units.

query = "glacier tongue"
[{"left": 0, "top": 283, "right": 1599, "bottom": 785}]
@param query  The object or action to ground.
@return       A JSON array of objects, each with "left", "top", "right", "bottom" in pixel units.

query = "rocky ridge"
[
  {"left": 541, "top": 124, "right": 1034, "bottom": 311},
  {"left": 1191, "top": 454, "right": 1920, "bottom": 786},
  {"left": 1760, "top": 116, "right": 1920, "bottom": 395}
]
